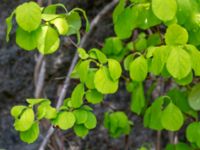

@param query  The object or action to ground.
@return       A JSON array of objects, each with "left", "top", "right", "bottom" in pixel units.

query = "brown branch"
[{"left": 38, "top": 0, "right": 119, "bottom": 149}]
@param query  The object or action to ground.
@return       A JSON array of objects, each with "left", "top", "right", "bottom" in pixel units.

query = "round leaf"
[
  {"left": 51, "top": 17, "right": 69, "bottom": 35},
  {"left": 16, "top": 27, "right": 38, "bottom": 51},
  {"left": 73, "top": 109, "right": 88, "bottom": 124},
  {"left": 14, "top": 108, "right": 35, "bottom": 131},
  {"left": 57, "top": 111, "right": 76, "bottom": 130},
  {"left": 161, "top": 102, "right": 184, "bottom": 131},
  {"left": 84, "top": 112, "right": 97, "bottom": 129},
  {"left": 85, "top": 89, "right": 104, "bottom": 104},
  {"left": 108, "top": 59, "right": 122, "bottom": 80},
  {"left": 188, "top": 84, "right": 200, "bottom": 110},
  {"left": 129, "top": 55, "right": 148, "bottom": 82},
  {"left": 165, "top": 24, "right": 188, "bottom": 45},
  {"left": 16, "top": 2, "right": 41, "bottom": 32},
  {"left": 94, "top": 66, "right": 119, "bottom": 94},
  {"left": 166, "top": 47, "right": 192, "bottom": 79},
  {"left": 74, "top": 124, "right": 89, "bottom": 138},
  {"left": 37, "top": 26, "right": 60, "bottom": 54},
  {"left": 20, "top": 122, "right": 39, "bottom": 144},
  {"left": 152, "top": 0, "right": 177, "bottom": 21}
]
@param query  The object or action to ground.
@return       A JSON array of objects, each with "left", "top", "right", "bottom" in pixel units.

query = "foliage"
[{"left": 6, "top": 0, "right": 200, "bottom": 149}]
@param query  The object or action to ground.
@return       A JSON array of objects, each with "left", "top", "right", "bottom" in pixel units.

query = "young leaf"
[
  {"left": 57, "top": 111, "right": 76, "bottom": 130},
  {"left": 84, "top": 112, "right": 97, "bottom": 129},
  {"left": 185, "top": 44, "right": 200, "bottom": 76},
  {"left": 131, "top": 83, "right": 146, "bottom": 115},
  {"left": 51, "top": 17, "right": 69, "bottom": 35},
  {"left": 188, "top": 84, "right": 200, "bottom": 111},
  {"left": 85, "top": 68, "right": 97, "bottom": 89},
  {"left": 26, "top": 98, "right": 48, "bottom": 106},
  {"left": 129, "top": 55, "right": 148, "bottom": 82},
  {"left": 37, "top": 26, "right": 60, "bottom": 54},
  {"left": 165, "top": 24, "right": 188, "bottom": 45},
  {"left": 71, "top": 83, "right": 85, "bottom": 108},
  {"left": 89, "top": 48, "right": 107, "bottom": 64},
  {"left": 94, "top": 66, "right": 118, "bottom": 94},
  {"left": 144, "top": 97, "right": 164, "bottom": 131},
  {"left": 74, "top": 124, "right": 89, "bottom": 138},
  {"left": 78, "top": 48, "right": 89, "bottom": 59},
  {"left": 6, "top": 10, "right": 15, "bottom": 42},
  {"left": 14, "top": 108, "right": 35, "bottom": 131},
  {"left": 77, "top": 60, "right": 90, "bottom": 83},
  {"left": 108, "top": 59, "right": 122, "bottom": 80},
  {"left": 174, "top": 72, "right": 193, "bottom": 86},
  {"left": 15, "top": 2, "right": 41, "bottom": 32},
  {"left": 113, "top": 0, "right": 125, "bottom": 23},
  {"left": 152, "top": 0, "right": 177, "bottom": 21},
  {"left": 66, "top": 11, "right": 81, "bottom": 36},
  {"left": 186, "top": 122, "right": 200, "bottom": 145},
  {"left": 85, "top": 89, "right": 104, "bottom": 104},
  {"left": 20, "top": 122, "right": 39, "bottom": 144},
  {"left": 73, "top": 109, "right": 88, "bottom": 124},
  {"left": 124, "top": 54, "right": 134, "bottom": 71},
  {"left": 166, "top": 47, "right": 192, "bottom": 79},
  {"left": 161, "top": 102, "right": 184, "bottom": 131},
  {"left": 11, "top": 105, "right": 26, "bottom": 119},
  {"left": 16, "top": 27, "right": 38, "bottom": 51}
]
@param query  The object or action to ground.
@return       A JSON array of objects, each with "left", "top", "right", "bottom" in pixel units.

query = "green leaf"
[
  {"left": 131, "top": 83, "right": 146, "bottom": 115},
  {"left": 144, "top": 97, "right": 164, "bottom": 130},
  {"left": 165, "top": 142, "right": 192, "bottom": 150},
  {"left": 149, "top": 46, "right": 171, "bottom": 75},
  {"left": 16, "top": 2, "right": 41, "bottom": 32},
  {"left": 20, "top": 122, "right": 39, "bottom": 144},
  {"left": 186, "top": 122, "right": 200, "bottom": 145},
  {"left": 165, "top": 24, "right": 188, "bottom": 45},
  {"left": 94, "top": 66, "right": 119, "bottom": 94},
  {"left": 51, "top": 17, "right": 69, "bottom": 35},
  {"left": 152, "top": 0, "right": 177, "bottom": 21},
  {"left": 188, "top": 84, "right": 200, "bottom": 111},
  {"left": 102, "top": 37, "right": 123, "bottom": 55},
  {"left": 14, "top": 108, "right": 34, "bottom": 131},
  {"left": 71, "top": 8, "right": 90, "bottom": 32},
  {"left": 129, "top": 55, "right": 148, "bottom": 82},
  {"left": 114, "top": 8, "right": 133, "bottom": 39},
  {"left": 37, "top": 25, "right": 60, "bottom": 54},
  {"left": 108, "top": 59, "right": 122, "bottom": 80},
  {"left": 166, "top": 47, "right": 192, "bottom": 79},
  {"left": 89, "top": 48, "right": 107, "bottom": 64},
  {"left": 124, "top": 54, "right": 134, "bottom": 71},
  {"left": 78, "top": 48, "right": 89, "bottom": 59},
  {"left": 16, "top": 27, "right": 38, "bottom": 51},
  {"left": 26, "top": 98, "right": 48, "bottom": 106},
  {"left": 77, "top": 60, "right": 90, "bottom": 83},
  {"left": 71, "top": 83, "right": 85, "bottom": 108},
  {"left": 73, "top": 109, "right": 88, "bottom": 124},
  {"left": 167, "top": 88, "right": 197, "bottom": 118},
  {"left": 113, "top": 0, "right": 125, "bottom": 23},
  {"left": 85, "top": 89, "right": 104, "bottom": 104},
  {"left": 43, "top": 3, "right": 68, "bottom": 14},
  {"left": 161, "top": 102, "right": 184, "bottom": 131},
  {"left": 57, "top": 111, "right": 76, "bottom": 130},
  {"left": 6, "top": 10, "right": 15, "bottom": 42},
  {"left": 11, "top": 105, "right": 26, "bottom": 119},
  {"left": 174, "top": 72, "right": 193, "bottom": 86},
  {"left": 37, "top": 101, "right": 51, "bottom": 120},
  {"left": 84, "top": 112, "right": 97, "bottom": 129},
  {"left": 74, "top": 124, "right": 89, "bottom": 138},
  {"left": 85, "top": 68, "right": 97, "bottom": 89},
  {"left": 185, "top": 45, "right": 200, "bottom": 76},
  {"left": 147, "top": 33, "right": 161, "bottom": 47},
  {"left": 66, "top": 11, "right": 81, "bottom": 36}
]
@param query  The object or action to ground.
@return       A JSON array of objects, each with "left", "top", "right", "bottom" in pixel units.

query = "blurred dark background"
[{"left": 0, "top": 0, "right": 155, "bottom": 149}]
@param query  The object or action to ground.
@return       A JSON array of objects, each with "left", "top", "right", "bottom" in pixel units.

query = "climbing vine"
[{"left": 6, "top": 0, "right": 200, "bottom": 149}]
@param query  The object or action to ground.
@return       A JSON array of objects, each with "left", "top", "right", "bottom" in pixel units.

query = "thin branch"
[{"left": 38, "top": 0, "right": 119, "bottom": 149}]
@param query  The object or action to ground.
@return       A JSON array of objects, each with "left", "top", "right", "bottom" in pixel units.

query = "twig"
[{"left": 38, "top": 0, "right": 119, "bottom": 149}]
